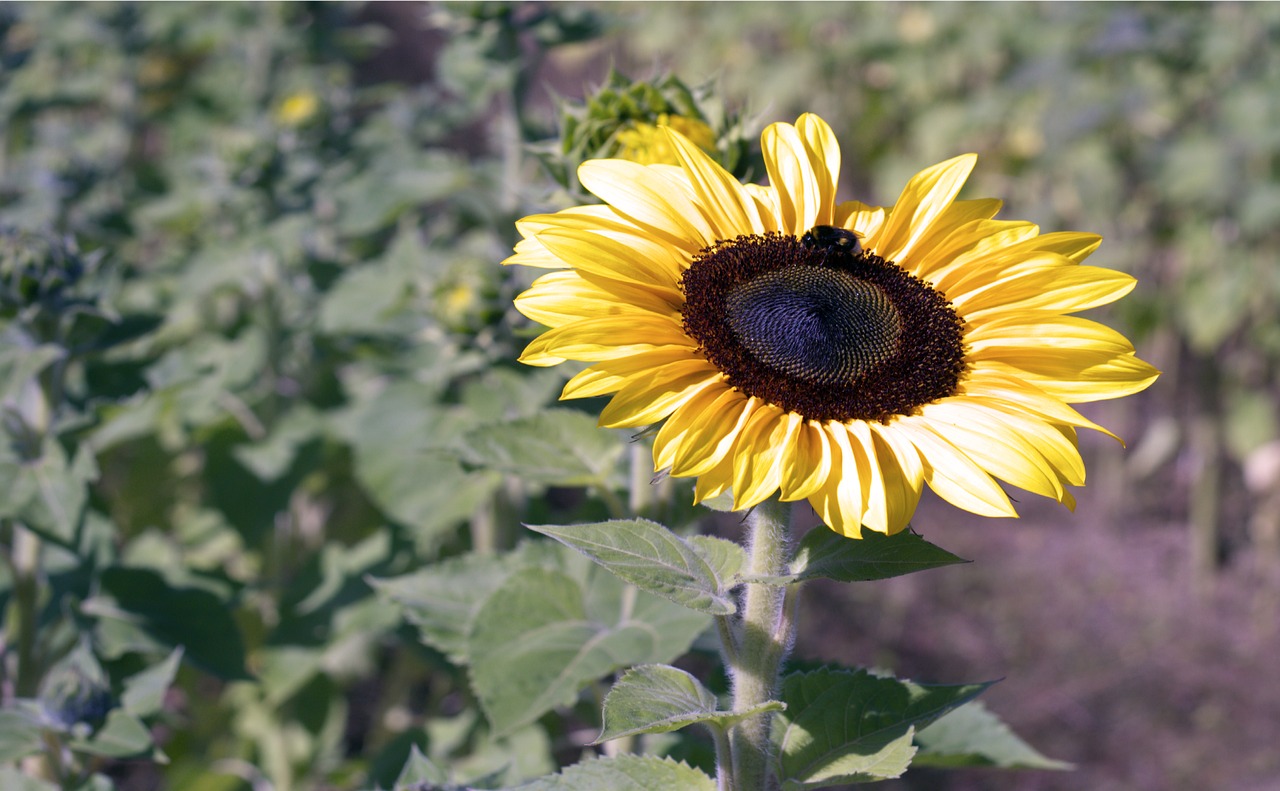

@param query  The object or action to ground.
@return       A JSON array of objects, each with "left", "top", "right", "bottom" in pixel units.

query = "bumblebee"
[{"left": 801, "top": 225, "right": 863, "bottom": 256}]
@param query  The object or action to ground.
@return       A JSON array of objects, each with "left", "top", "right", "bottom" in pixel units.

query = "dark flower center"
[{"left": 680, "top": 231, "right": 966, "bottom": 423}]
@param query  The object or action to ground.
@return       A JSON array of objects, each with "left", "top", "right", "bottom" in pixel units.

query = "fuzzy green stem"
[
  {"left": 711, "top": 724, "right": 734, "bottom": 791},
  {"left": 727, "top": 499, "right": 793, "bottom": 790},
  {"left": 10, "top": 522, "right": 43, "bottom": 698}
]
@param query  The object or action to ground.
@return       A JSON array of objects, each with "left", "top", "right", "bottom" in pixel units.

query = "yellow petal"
[
  {"left": 807, "top": 429, "right": 861, "bottom": 539},
  {"left": 919, "top": 402, "right": 1069, "bottom": 501},
  {"left": 578, "top": 159, "right": 715, "bottom": 251},
  {"left": 731, "top": 406, "right": 799, "bottom": 510},
  {"left": 795, "top": 113, "right": 841, "bottom": 224},
  {"left": 599, "top": 361, "right": 721, "bottom": 428},
  {"left": 665, "top": 127, "right": 767, "bottom": 237},
  {"left": 847, "top": 421, "right": 889, "bottom": 534},
  {"left": 515, "top": 270, "right": 679, "bottom": 328},
  {"left": 536, "top": 228, "right": 684, "bottom": 289},
  {"left": 952, "top": 265, "right": 1137, "bottom": 318},
  {"left": 504, "top": 205, "right": 633, "bottom": 269},
  {"left": 965, "top": 315, "right": 1138, "bottom": 357},
  {"left": 518, "top": 314, "right": 692, "bottom": 365},
  {"left": 562, "top": 348, "right": 705, "bottom": 400},
  {"left": 873, "top": 154, "right": 977, "bottom": 263},
  {"left": 762, "top": 120, "right": 827, "bottom": 234},
  {"left": 665, "top": 388, "right": 756, "bottom": 477},
  {"left": 867, "top": 422, "right": 925, "bottom": 535},
  {"left": 982, "top": 351, "right": 1160, "bottom": 403},
  {"left": 825, "top": 424, "right": 867, "bottom": 535},
  {"left": 779, "top": 419, "right": 833, "bottom": 502},
  {"left": 918, "top": 220, "right": 1041, "bottom": 286},
  {"left": 960, "top": 365, "right": 1119, "bottom": 440},
  {"left": 892, "top": 417, "right": 1018, "bottom": 517}
]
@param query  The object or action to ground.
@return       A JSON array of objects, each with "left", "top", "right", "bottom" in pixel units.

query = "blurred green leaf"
[
  {"left": 464, "top": 409, "right": 626, "bottom": 487},
  {"left": 394, "top": 744, "right": 449, "bottom": 787},
  {"left": 0, "top": 767, "right": 58, "bottom": 791},
  {"left": 120, "top": 647, "right": 184, "bottom": 719},
  {"left": 339, "top": 382, "right": 500, "bottom": 548},
  {"left": 0, "top": 709, "right": 45, "bottom": 763},
  {"left": 373, "top": 551, "right": 518, "bottom": 665},
  {"left": 0, "top": 438, "right": 97, "bottom": 547},
  {"left": 83, "top": 567, "right": 250, "bottom": 680},
  {"left": 69, "top": 709, "right": 154, "bottom": 759}
]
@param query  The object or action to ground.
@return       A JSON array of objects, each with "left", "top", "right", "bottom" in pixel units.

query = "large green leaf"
[
  {"left": 596, "top": 664, "right": 782, "bottom": 743},
  {"left": 81, "top": 567, "right": 250, "bottom": 680},
  {"left": 337, "top": 381, "right": 500, "bottom": 548},
  {"left": 468, "top": 564, "right": 709, "bottom": 736},
  {"left": 527, "top": 520, "right": 744, "bottom": 615},
  {"left": 372, "top": 551, "right": 521, "bottom": 664},
  {"left": 913, "top": 701, "right": 1072, "bottom": 770},
  {"left": 507, "top": 755, "right": 716, "bottom": 791},
  {"left": 772, "top": 668, "right": 992, "bottom": 788},
  {"left": 0, "top": 708, "right": 45, "bottom": 763},
  {"left": 464, "top": 409, "right": 625, "bottom": 487},
  {"left": 781, "top": 527, "right": 966, "bottom": 584}
]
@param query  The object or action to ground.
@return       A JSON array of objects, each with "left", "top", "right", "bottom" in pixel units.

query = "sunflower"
[{"left": 506, "top": 114, "right": 1158, "bottom": 538}]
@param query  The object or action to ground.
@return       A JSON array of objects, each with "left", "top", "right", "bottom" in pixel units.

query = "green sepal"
[
  {"left": 526, "top": 520, "right": 745, "bottom": 615},
  {"left": 595, "top": 663, "right": 783, "bottom": 743}
]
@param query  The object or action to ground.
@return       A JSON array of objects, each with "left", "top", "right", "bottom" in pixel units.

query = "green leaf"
[
  {"left": 596, "top": 664, "right": 782, "bottom": 743},
  {"left": 339, "top": 382, "right": 500, "bottom": 549},
  {"left": 372, "top": 552, "right": 519, "bottom": 665},
  {"left": 82, "top": 568, "right": 250, "bottom": 680},
  {"left": 782, "top": 527, "right": 966, "bottom": 584},
  {"left": 464, "top": 409, "right": 626, "bottom": 487},
  {"left": 527, "top": 520, "right": 743, "bottom": 615},
  {"left": 120, "top": 647, "right": 184, "bottom": 718},
  {"left": 0, "top": 767, "right": 57, "bottom": 791},
  {"left": 68, "top": 709, "right": 154, "bottom": 759},
  {"left": 468, "top": 565, "right": 709, "bottom": 736},
  {"left": 913, "top": 701, "right": 1072, "bottom": 770},
  {"left": 395, "top": 744, "right": 449, "bottom": 787},
  {"left": 231, "top": 406, "right": 324, "bottom": 482},
  {"left": 507, "top": 755, "right": 716, "bottom": 791},
  {"left": 0, "top": 437, "right": 97, "bottom": 547},
  {"left": 0, "top": 708, "right": 45, "bottom": 763},
  {"left": 772, "top": 668, "right": 992, "bottom": 788}
]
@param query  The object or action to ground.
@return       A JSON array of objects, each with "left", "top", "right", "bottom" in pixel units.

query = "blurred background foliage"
[{"left": 1, "top": 2, "right": 1278, "bottom": 790}]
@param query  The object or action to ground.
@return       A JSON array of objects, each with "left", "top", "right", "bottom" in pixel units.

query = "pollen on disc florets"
[{"left": 680, "top": 231, "right": 967, "bottom": 423}]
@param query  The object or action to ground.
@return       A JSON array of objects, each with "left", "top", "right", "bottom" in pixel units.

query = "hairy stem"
[{"left": 726, "top": 499, "right": 793, "bottom": 790}]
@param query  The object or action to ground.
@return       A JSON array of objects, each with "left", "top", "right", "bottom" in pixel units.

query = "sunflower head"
[{"left": 508, "top": 113, "right": 1158, "bottom": 538}]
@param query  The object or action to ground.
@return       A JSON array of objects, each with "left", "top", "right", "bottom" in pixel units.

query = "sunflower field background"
[{"left": 1, "top": 3, "right": 1278, "bottom": 791}]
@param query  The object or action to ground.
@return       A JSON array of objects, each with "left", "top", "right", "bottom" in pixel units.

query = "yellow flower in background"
[
  {"left": 275, "top": 91, "right": 320, "bottom": 127},
  {"left": 507, "top": 114, "right": 1158, "bottom": 538},
  {"left": 615, "top": 113, "right": 717, "bottom": 166}
]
